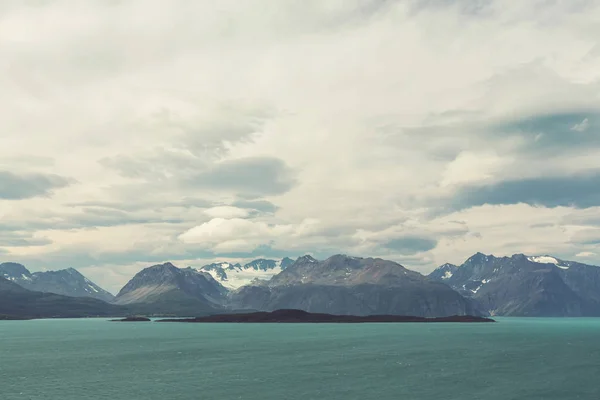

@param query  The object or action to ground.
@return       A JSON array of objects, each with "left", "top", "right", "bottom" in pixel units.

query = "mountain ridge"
[
  {"left": 229, "top": 254, "right": 484, "bottom": 317},
  {"left": 0, "top": 262, "right": 114, "bottom": 302},
  {"left": 428, "top": 252, "right": 600, "bottom": 316},
  {"left": 6, "top": 252, "right": 600, "bottom": 319},
  {"left": 0, "top": 275, "right": 123, "bottom": 318}
]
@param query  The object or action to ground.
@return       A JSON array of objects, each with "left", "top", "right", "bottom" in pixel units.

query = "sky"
[{"left": 1, "top": 0, "right": 600, "bottom": 293}]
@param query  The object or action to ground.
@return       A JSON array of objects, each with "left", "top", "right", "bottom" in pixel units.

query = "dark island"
[
  {"left": 110, "top": 316, "right": 151, "bottom": 322},
  {"left": 155, "top": 309, "right": 495, "bottom": 323},
  {"left": 0, "top": 315, "right": 32, "bottom": 320}
]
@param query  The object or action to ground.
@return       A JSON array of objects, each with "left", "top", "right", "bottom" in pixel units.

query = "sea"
[{"left": 1, "top": 318, "right": 599, "bottom": 400}]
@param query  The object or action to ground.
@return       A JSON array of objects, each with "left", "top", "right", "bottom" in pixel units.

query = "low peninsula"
[
  {"left": 110, "top": 316, "right": 151, "bottom": 322},
  {"left": 155, "top": 309, "right": 495, "bottom": 323},
  {"left": 0, "top": 315, "right": 32, "bottom": 320}
]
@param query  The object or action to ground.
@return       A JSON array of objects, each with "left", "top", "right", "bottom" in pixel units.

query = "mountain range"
[
  {"left": 0, "top": 262, "right": 114, "bottom": 302},
  {"left": 3, "top": 252, "right": 600, "bottom": 318},
  {"left": 427, "top": 253, "right": 600, "bottom": 317},
  {"left": 229, "top": 255, "right": 482, "bottom": 317},
  {"left": 0, "top": 275, "right": 121, "bottom": 318}
]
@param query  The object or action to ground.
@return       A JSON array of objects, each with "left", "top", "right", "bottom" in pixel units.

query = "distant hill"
[
  {"left": 0, "top": 276, "right": 122, "bottom": 318},
  {"left": 0, "top": 262, "right": 114, "bottom": 302}
]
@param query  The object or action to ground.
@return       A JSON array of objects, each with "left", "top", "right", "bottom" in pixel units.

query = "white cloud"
[
  {"left": 178, "top": 217, "right": 321, "bottom": 253},
  {"left": 2, "top": 1, "right": 600, "bottom": 290},
  {"left": 440, "top": 151, "right": 508, "bottom": 187},
  {"left": 576, "top": 251, "right": 596, "bottom": 258},
  {"left": 571, "top": 118, "right": 590, "bottom": 132},
  {"left": 179, "top": 218, "right": 286, "bottom": 246}
]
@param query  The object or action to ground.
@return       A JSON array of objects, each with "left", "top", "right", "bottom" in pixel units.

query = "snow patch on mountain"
[
  {"left": 197, "top": 258, "right": 295, "bottom": 289},
  {"left": 528, "top": 256, "right": 559, "bottom": 264},
  {"left": 527, "top": 255, "right": 570, "bottom": 270}
]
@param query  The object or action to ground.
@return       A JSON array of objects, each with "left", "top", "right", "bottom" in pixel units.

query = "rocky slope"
[
  {"left": 114, "top": 262, "right": 228, "bottom": 315},
  {"left": 229, "top": 255, "right": 483, "bottom": 317},
  {"left": 0, "top": 262, "right": 114, "bottom": 302},
  {"left": 428, "top": 253, "right": 600, "bottom": 316},
  {"left": 197, "top": 257, "right": 295, "bottom": 289}
]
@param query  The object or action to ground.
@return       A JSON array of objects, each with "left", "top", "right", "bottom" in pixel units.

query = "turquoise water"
[{"left": 1, "top": 318, "right": 599, "bottom": 399}]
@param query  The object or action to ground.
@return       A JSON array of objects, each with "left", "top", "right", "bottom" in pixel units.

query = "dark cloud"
[
  {"left": 1, "top": 197, "right": 277, "bottom": 234},
  {"left": 100, "top": 106, "right": 272, "bottom": 180},
  {"left": 0, "top": 171, "right": 72, "bottom": 200},
  {"left": 0, "top": 232, "right": 52, "bottom": 247},
  {"left": 180, "top": 118, "right": 266, "bottom": 157},
  {"left": 530, "top": 222, "right": 555, "bottom": 229},
  {"left": 187, "top": 157, "right": 296, "bottom": 196},
  {"left": 231, "top": 199, "right": 279, "bottom": 214},
  {"left": 383, "top": 236, "right": 438, "bottom": 254},
  {"left": 99, "top": 148, "right": 200, "bottom": 181},
  {"left": 0, "top": 206, "right": 190, "bottom": 233},
  {"left": 67, "top": 197, "right": 215, "bottom": 212},
  {"left": 492, "top": 111, "right": 600, "bottom": 155},
  {"left": 70, "top": 207, "right": 187, "bottom": 228},
  {"left": 409, "top": 0, "right": 494, "bottom": 16},
  {"left": 389, "top": 109, "right": 600, "bottom": 163},
  {"left": 450, "top": 170, "right": 600, "bottom": 211}
]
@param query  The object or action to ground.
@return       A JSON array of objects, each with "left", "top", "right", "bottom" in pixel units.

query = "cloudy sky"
[{"left": 1, "top": 0, "right": 600, "bottom": 293}]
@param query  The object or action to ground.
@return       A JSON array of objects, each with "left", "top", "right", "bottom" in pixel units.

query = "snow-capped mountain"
[
  {"left": 0, "top": 262, "right": 114, "bottom": 302},
  {"left": 427, "top": 263, "right": 459, "bottom": 281},
  {"left": 428, "top": 253, "right": 600, "bottom": 316},
  {"left": 197, "top": 257, "right": 295, "bottom": 289},
  {"left": 229, "top": 254, "right": 483, "bottom": 317}
]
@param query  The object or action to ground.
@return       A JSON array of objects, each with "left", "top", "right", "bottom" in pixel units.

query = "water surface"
[{"left": 1, "top": 318, "right": 599, "bottom": 399}]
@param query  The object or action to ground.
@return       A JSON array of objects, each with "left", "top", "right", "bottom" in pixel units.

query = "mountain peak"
[
  {"left": 428, "top": 263, "right": 459, "bottom": 281},
  {"left": 296, "top": 255, "right": 318, "bottom": 264},
  {"left": 440, "top": 263, "right": 458, "bottom": 268},
  {"left": 60, "top": 267, "right": 84, "bottom": 277},
  {"left": 0, "top": 262, "right": 31, "bottom": 278},
  {"left": 465, "top": 252, "right": 494, "bottom": 264},
  {"left": 327, "top": 254, "right": 362, "bottom": 262},
  {"left": 114, "top": 261, "right": 227, "bottom": 308},
  {"left": 143, "top": 262, "right": 179, "bottom": 273}
]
